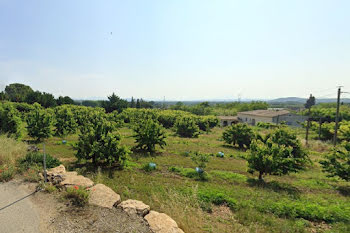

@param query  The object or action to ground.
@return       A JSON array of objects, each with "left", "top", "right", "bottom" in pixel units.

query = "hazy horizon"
[{"left": 1, "top": 0, "right": 350, "bottom": 100}]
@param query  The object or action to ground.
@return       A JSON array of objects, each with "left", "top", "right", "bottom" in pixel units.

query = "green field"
[{"left": 33, "top": 126, "right": 350, "bottom": 233}]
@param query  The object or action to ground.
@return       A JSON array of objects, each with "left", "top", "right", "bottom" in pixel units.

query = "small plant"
[
  {"left": 142, "top": 162, "right": 157, "bottom": 172},
  {"left": 64, "top": 185, "right": 90, "bottom": 207},
  {"left": 44, "top": 183, "right": 57, "bottom": 193},
  {"left": 0, "top": 165, "right": 15, "bottom": 182},
  {"left": 19, "top": 152, "right": 61, "bottom": 170},
  {"left": 216, "top": 152, "right": 224, "bottom": 158},
  {"left": 191, "top": 152, "right": 210, "bottom": 180}
]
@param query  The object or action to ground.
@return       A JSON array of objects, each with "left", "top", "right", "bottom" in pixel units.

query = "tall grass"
[{"left": 0, "top": 135, "right": 27, "bottom": 167}]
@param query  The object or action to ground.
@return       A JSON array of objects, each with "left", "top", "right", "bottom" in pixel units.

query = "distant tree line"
[{"left": 0, "top": 83, "right": 74, "bottom": 107}]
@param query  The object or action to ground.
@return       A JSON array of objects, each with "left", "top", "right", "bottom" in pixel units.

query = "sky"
[{"left": 0, "top": 0, "right": 349, "bottom": 100}]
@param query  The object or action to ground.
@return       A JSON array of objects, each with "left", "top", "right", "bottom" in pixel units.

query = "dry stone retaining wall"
[{"left": 46, "top": 165, "right": 184, "bottom": 233}]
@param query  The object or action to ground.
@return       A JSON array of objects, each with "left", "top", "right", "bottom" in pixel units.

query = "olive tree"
[{"left": 247, "top": 128, "right": 309, "bottom": 181}]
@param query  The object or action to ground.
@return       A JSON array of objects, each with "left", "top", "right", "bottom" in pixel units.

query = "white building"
[{"left": 237, "top": 109, "right": 307, "bottom": 127}]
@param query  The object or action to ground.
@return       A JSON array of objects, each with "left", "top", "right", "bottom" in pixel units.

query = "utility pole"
[
  {"left": 333, "top": 87, "right": 342, "bottom": 146},
  {"left": 305, "top": 94, "right": 315, "bottom": 146}
]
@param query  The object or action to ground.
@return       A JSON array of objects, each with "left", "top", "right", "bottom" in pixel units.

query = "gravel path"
[
  {"left": 0, "top": 180, "right": 152, "bottom": 233},
  {"left": 0, "top": 181, "right": 40, "bottom": 233}
]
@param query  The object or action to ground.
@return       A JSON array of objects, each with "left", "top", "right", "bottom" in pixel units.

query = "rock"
[
  {"left": 144, "top": 211, "right": 184, "bottom": 233},
  {"left": 60, "top": 174, "right": 94, "bottom": 188},
  {"left": 47, "top": 165, "right": 66, "bottom": 175},
  {"left": 118, "top": 199, "right": 150, "bottom": 216},
  {"left": 88, "top": 184, "right": 121, "bottom": 208}
]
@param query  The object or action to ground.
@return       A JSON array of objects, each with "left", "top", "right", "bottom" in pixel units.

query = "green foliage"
[
  {"left": 56, "top": 96, "right": 74, "bottom": 105},
  {"left": 320, "top": 142, "right": 350, "bottom": 181},
  {"left": 0, "top": 103, "right": 22, "bottom": 139},
  {"left": 198, "top": 189, "right": 238, "bottom": 211},
  {"left": 75, "top": 111, "right": 129, "bottom": 167},
  {"left": 54, "top": 105, "right": 78, "bottom": 138},
  {"left": 26, "top": 103, "right": 53, "bottom": 141},
  {"left": 310, "top": 121, "right": 334, "bottom": 141},
  {"left": 257, "top": 198, "right": 350, "bottom": 223},
  {"left": 5, "top": 83, "right": 33, "bottom": 102},
  {"left": 247, "top": 128, "right": 309, "bottom": 180},
  {"left": 18, "top": 152, "right": 61, "bottom": 169},
  {"left": 132, "top": 118, "right": 166, "bottom": 153},
  {"left": 256, "top": 122, "right": 277, "bottom": 129},
  {"left": 191, "top": 152, "right": 210, "bottom": 180},
  {"left": 102, "top": 93, "right": 128, "bottom": 113},
  {"left": 64, "top": 186, "right": 90, "bottom": 207},
  {"left": 339, "top": 121, "right": 350, "bottom": 141},
  {"left": 0, "top": 165, "right": 15, "bottom": 182},
  {"left": 175, "top": 116, "right": 200, "bottom": 138},
  {"left": 222, "top": 123, "right": 254, "bottom": 149}
]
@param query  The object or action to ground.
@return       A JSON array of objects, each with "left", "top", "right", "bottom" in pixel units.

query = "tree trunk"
[{"left": 258, "top": 172, "right": 263, "bottom": 181}]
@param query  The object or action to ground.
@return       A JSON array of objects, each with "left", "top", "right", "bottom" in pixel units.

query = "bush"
[
  {"left": 256, "top": 122, "right": 277, "bottom": 129},
  {"left": 320, "top": 142, "right": 350, "bottom": 181},
  {"left": 198, "top": 189, "right": 238, "bottom": 211},
  {"left": 247, "top": 128, "right": 309, "bottom": 180},
  {"left": 0, "top": 103, "right": 22, "bottom": 139},
  {"left": 75, "top": 112, "right": 129, "bottom": 167},
  {"left": 26, "top": 103, "right": 53, "bottom": 142},
  {"left": 0, "top": 165, "right": 15, "bottom": 182},
  {"left": 222, "top": 123, "right": 254, "bottom": 149},
  {"left": 64, "top": 185, "right": 90, "bottom": 207},
  {"left": 132, "top": 118, "right": 166, "bottom": 153},
  {"left": 339, "top": 121, "right": 350, "bottom": 141},
  {"left": 175, "top": 116, "right": 200, "bottom": 138},
  {"left": 19, "top": 152, "right": 61, "bottom": 169}
]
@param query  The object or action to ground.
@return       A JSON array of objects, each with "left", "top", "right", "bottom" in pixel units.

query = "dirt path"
[{"left": 0, "top": 180, "right": 152, "bottom": 233}]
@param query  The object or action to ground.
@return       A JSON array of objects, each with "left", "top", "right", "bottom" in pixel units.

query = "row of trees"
[
  {"left": 1, "top": 83, "right": 74, "bottom": 107},
  {"left": 222, "top": 123, "right": 349, "bottom": 182}
]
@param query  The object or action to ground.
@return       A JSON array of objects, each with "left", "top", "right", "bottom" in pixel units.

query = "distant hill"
[{"left": 269, "top": 97, "right": 350, "bottom": 104}]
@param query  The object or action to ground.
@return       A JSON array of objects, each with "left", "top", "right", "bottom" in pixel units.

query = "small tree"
[
  {"left": 75, "top": 112, "right": 129, "bottom": 167},
  {"left": 320, "top": 142, "right": 350, "bottom": 181},
  {"left": 0, "top": 103, "right": 22, "bottom": 139},
  {"left": 339, "top": 121, "right": 350, "bottom": 141},
  {"left": 132, "top": 118, "right": 166, "bottom": 153},
  {"left": 26, "top": 103, "right": 53, "bottom": 142},
  {"left": 175, "top": 116, "right": 200, "bottom": 138},
  {"left": 222, "top": 123, "right": 254, "bottom": 149},
  {"left": 54, "top": 106, "right": 78, "bottom": 139},
  {"left": 247, "top": 128, "right": 309, "bottom": 180},
  {"left": 191, "top": 152, "right": 210, "bottom": 180}
]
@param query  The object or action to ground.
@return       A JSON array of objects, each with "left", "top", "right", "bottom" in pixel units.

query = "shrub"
[
  {"left": 0, "top": 165, "right": 15, "bottom": 182},
  {"left": 0, "top": 103, "right": 22, "bottom": 139},
  {"left": 222, "top": 123, "right": 254, "bottom": 149},
  {"left": 175, "top": 116, "right": 200, "bottom": 138},
  {"left": 132, "top": 118, "right": 166, "bottom": 153},
  {"left": 18, "top": 152, "right": 61, "bottom": 170},
  {"left": 197, "top": 189, "right": 238, "bottom": 211},
  {"left": 54, "top": 105, "right": 78, "bottom": 138},
  {"left": 64, "top": 185, "right": 90, "bottom": 207},
  {"left": 256, "top": 122, "right": 277, "bottom": 129},
  {"left": 247, "top": 128, "right": 309, "bottom": 180},
  {"left": 26, "top": 103, "right": 53, "bottom": 142},
  {"left": 339, "top": 121, "right": 350, "bottom": 141},
  {"left": 320, "top": 142, "right": 350, "bottom": 181},
  {"left": 75, "top": 112, "right": 129, "bottom": 167}
]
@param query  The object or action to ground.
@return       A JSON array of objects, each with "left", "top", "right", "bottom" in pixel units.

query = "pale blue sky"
[{"left": 0, "top": 0, "right": 349, "bottom": 100}]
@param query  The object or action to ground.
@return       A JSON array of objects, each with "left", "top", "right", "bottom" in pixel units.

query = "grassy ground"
[{"left": 34, "top": 126, "right": 350, "bottom": 233}]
